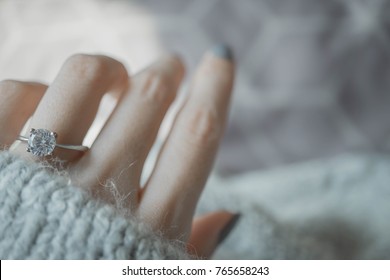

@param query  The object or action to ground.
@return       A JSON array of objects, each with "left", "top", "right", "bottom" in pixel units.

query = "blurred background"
[{"left": 1, "top": 0, "right": 390, "bottom": 176}]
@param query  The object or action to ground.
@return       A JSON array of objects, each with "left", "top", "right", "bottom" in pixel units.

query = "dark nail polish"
[
  {"left": 217, "top": 214, "right": 241, "bottom": 245},
  {"left": 211, "top": 44, "right": 234, "bottom": 61}
]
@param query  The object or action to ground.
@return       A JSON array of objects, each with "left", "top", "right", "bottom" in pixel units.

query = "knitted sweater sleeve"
[{"left": 0, "top": 151, "right": 189, "bottom": 259}]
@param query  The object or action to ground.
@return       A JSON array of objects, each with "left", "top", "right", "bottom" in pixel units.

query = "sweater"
[
  {"left": 0, "top": 151, "right": 188, "bottom": 259},
  {"left": 3, "top": 149, "right": 390, "bottom": 260}
]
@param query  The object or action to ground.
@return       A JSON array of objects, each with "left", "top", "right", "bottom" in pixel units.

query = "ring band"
[{"left": 18, "top": 128, "right": 89, "bottom": 157}]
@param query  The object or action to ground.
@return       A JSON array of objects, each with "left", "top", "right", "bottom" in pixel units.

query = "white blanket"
[{"left": 200, "top": 154, "right": 390, "bottom": 259}]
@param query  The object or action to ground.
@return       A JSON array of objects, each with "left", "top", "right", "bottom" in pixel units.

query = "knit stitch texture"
[{"left": 0, "top": 151, "right": 188, "bottom": 259}]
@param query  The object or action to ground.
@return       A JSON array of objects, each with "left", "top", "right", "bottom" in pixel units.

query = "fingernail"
[
  {"left": 211, "top": 44, "right": 234, "bottom": 61},
  {"left": 217, "top": 213, "right": 241, "bottom": 245}
]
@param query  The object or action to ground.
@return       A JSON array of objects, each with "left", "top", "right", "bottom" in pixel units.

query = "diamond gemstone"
[{"left": 28, "top": 129, "right": 56, "bottom": 157}]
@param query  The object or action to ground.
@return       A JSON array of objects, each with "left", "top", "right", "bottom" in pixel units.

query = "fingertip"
[
  {"left": 188, "top": 211, "right": 240, "bottom": 258},
  {"left": 217, "top": 213, "right": 241, "bottom": 246},
  {"left": 169, "top": 52, "right": 186, "bottom": 71},
  {"left": 200, "top": 44, "right": 235, "bottom": 80},
  {"left": 193, "top": 45, "right": 235, "bottom": 91},
  {"left": 209, "top": 44, "right": 234, "bottom": 61},
  {"left": 159, "top": 52, "right": 186, "bottom": 85}
]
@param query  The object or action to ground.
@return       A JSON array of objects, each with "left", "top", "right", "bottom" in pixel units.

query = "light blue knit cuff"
[{"left": 0, "top": 151, "right": 188, "bottom": 259}]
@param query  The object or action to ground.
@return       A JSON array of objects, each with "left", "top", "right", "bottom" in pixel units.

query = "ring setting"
[{"left": 18, "top": 128, "right": 89, "bottom": 157}]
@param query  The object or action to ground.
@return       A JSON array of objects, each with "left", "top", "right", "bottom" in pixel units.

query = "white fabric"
[{"left": 200, "top": 153, "right": 390, "bottom": 259}]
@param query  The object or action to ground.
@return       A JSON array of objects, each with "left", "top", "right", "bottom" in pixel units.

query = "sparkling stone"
[{"left": 28, "top": 129, "right": 56, "bottom": 157}]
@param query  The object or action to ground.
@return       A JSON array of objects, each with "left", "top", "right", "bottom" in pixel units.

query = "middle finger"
[{"left": 76, "top": 55, "right": 185, "bottom": 208}]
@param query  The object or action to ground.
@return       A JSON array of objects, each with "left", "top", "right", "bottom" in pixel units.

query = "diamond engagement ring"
[{"left": 17, "top": 128, "right": 89, "bottom": 157}]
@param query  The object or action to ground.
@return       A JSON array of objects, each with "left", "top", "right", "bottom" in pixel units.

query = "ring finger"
[
  {"left": 0, "top": 80, "right": 47, "bottom": 147},
  {"left": 14, "top": 54, "right": 129, "bottom": 162}
]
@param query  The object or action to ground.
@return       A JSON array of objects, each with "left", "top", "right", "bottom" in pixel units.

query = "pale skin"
[{"left": 0, "top": 51, "right": 235, "bottom": 258}]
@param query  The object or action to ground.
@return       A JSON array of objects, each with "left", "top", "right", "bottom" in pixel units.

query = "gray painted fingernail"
[
  {"left": 217, "top": 214, "right": 241, "bottom": 245},
  {"left": 211, "top": 44, "right": 234, "bottom": 61}
]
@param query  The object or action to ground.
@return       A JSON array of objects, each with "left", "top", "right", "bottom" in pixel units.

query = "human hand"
[{"left": 0, "top": 46, "right": 236, "bottom": 258}]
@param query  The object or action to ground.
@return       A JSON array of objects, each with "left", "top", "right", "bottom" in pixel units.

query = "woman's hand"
[{"left": 0, "top": 46, "right": 236, "bottom": 258}]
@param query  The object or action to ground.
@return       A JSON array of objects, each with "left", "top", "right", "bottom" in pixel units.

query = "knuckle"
[
  {"left": 65, "top": 54, "right": 108, "bottom": 82},
  {"left": 183, "top": 108, "right": 220, "bottom": 146}
]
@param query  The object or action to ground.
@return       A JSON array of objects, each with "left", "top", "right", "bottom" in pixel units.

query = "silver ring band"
[
  {"left": 17, "top": 128, "right": 89, "bottom": 157},
  {"left": 17, "top": 136, "right": 89, "bottom": 152}
]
